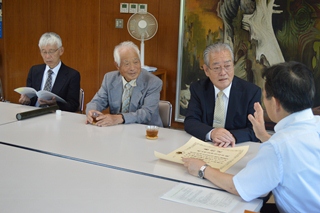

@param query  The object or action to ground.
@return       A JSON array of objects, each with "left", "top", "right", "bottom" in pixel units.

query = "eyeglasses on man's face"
[
  {"left": 207, "top": 63, "right": 233, "bottom": 73},
  {"left": 120, "top": 59, "right": 141, "bottom": 69},
  {"left": 40, "top": 47, "right": 60, "bottom": 56}
]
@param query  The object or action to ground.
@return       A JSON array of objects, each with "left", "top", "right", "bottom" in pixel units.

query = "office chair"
[
  {"left": 159, "top": 100, "right": 172, "bottom": 128},
  {"left": 79, "top": 88, "right": 84, "bottom": 113}
]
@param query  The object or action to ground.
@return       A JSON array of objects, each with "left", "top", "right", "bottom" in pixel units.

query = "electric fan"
[{"left": 127, "top": 12, "right": 158, "bottom": 72}]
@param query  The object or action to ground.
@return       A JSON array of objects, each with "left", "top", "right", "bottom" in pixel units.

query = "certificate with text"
[{"left": 154, "top": 137, "right": 248, "bottom": 172}]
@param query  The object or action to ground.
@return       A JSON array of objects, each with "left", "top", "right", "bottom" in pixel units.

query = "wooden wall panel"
[
  {"left": 2, "top": 0, "right": 49, "bottom": 103},
  {"left": 49, "top": 0, "right": 100, "bottom": 108},
  {"left": 1, "top": 0, "right": 183, "bottom": 129},
  {"left": 158, "top": 0, "right": 184, "bottom": 129}
]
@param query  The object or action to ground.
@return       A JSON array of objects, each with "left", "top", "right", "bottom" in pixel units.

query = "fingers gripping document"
[
  {"left": 154, "top": 137, "right": 248, "bottom": 172},
  {"left": 14, "top": 87, "right": 66, "bottom": 103}
]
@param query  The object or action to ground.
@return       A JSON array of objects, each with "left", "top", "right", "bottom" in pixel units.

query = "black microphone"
[{"left": 16, "top": 105, "right": 59, "bottom": 120}]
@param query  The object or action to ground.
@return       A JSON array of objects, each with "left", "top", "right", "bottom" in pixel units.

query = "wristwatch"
[{"left": 198, "top": 164, "right": 208, "bottom": 179}]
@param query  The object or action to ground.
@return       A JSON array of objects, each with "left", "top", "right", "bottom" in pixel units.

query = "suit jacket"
[
  {"left": 26, "top": 62, "right": 80, "bottom": 112},
  {"left": 184, "top": 76, "right": 261, "bottom": 143},
  {"left": 86, "top": 69, "right": 163, "bottom": 127}
]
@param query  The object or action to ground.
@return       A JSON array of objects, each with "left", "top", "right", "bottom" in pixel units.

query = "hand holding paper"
[
  {"left": 154, "top": 137, "right": 248, "bottom": 172},
  {"left": 14, "top": 87, "right": 66, "bottom": 103}
]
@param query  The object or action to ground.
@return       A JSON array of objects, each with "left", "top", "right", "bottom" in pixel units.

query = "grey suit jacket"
[{"left": 86, "top": 69, "right": 163, "bottom": 127}]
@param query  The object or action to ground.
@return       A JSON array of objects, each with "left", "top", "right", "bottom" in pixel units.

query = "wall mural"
[{"left": 175, "top": 0, "right": 320, "bottom": 122}]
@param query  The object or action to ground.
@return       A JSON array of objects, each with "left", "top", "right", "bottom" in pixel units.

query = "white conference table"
[
  {"left": 0, "top": 143, "right": 262, "bottom": 212},
  {"left": 0, "top": 102, "right": 36, "bottom": 125},
  {"left": 0, "top": 103, "right": 261, "bottom": 190}
]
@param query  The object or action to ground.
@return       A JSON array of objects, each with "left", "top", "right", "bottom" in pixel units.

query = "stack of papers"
[{"left": 161, "top": 183, "right": 262, "bottom": 212}]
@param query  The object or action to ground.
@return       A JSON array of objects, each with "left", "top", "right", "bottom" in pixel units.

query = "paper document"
[
  {"left": 14, "top": 87, "right": 66, "bottom": 103},
  {"left": 154, "top": 137, "right": 248, "bottom": 172},
  {"left": 161, "top": 183, "right": 242, "bottom": 212}
]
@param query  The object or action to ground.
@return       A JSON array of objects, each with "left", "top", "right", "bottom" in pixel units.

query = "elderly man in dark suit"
[
  {"left": 19, "top": 32, "right": 80, "bottom": 112},
  {"left": 184, "top": 42, "right": 261, "bottom": 147},
  {"left": 86, "top": 41, "right": 162, "bottom": 127}
]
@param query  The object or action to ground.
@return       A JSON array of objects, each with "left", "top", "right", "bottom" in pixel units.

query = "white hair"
[{"left": 113, "top": 41, "right": 140, "bottom": 66}]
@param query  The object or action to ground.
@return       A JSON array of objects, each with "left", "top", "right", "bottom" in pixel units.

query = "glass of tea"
[
  {"left": 92, "top": 112, "right": 99, "bottom": 125},
  {"left": 146, "top": 125, "right": 159, "bottom": 140}
]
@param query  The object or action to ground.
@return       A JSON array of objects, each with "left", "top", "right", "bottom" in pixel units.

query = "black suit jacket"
[
  {"left": 26, "top": 62, "right": 80, "bottom": 112},
  {"left": 184, "top": 76, "right": 261, "bottom": 143}
]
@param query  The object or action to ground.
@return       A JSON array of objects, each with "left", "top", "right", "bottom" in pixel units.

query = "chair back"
[
  {"left": 159, "top": 100, "right": 172, "bottom": 128},
  {"left": 79, "top": 88, "right": 84, "bottom": 113},
  {"left": 0, "top": 78, "right": 4, "bottom": 101}
]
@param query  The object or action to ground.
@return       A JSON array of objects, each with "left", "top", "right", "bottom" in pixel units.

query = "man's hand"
[
  {"left": 86, "top": 110, "right": 123, "bottom": 126},
  {"left": 182, "top": 158, "right": 206, "bottom": 177},
  {"left": 86, "top": 110, "right": 101, "bottom": 124},
  {"left": 19, "top": 94, "right": 31, "bottom": 105},
  {"left": 248, "top": 102, "right": 271, "bottom": 142},
  {"left": 38, "top": 97, "right": 57, "bottom": 106},
  {"left": 210, "top": 128, "right": 235, "bottom": 147}
]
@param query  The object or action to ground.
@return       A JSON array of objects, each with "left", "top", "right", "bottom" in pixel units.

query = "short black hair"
[{"left": 263, "top": 61, "right": 315, "bottom": 113}]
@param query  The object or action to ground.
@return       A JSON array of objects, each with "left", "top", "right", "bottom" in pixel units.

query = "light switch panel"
[{"left": 115, "top": 19, "right": 123, "bottom": 28}]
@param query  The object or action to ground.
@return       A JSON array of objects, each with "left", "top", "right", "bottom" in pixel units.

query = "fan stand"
[{"left": 140, "top": 39, "right": 157, "bottom": 72}]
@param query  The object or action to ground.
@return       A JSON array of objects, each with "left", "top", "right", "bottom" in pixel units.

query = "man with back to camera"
[
  {"left": 184, "top": 42, "right": 261, "bottom": 147},
  {"left": 85, "top": 41, "right": 163, "bottom": 127},
  {"left": 19, "top": 32, "right": 80, "bottom": 112},
  {"left": 183, "top": 61, "right": 320, "bottom": 212}
]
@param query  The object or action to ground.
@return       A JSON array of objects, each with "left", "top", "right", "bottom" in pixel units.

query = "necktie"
[
  {"left": 213, "top": 90, "right": 225, "bottom": 128},
  {"left": 43, "top": 70, "right": 53, "bottom": 91},
  {"left": 121, "top": 82, "right": 133, "bottom": 113}
]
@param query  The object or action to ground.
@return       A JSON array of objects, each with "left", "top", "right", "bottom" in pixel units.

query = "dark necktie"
[{"left": 43, "top": 70, "right": 53, "bottom": 91}]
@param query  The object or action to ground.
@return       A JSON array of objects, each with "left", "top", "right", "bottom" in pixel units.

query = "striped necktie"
[
  {"left": 43, "top": 70, "right": 53, "bottom": 91},
  {"left": 213, "top": 90, "right": 225, "bottom": 128},
  {"left": 121, "top": 82, "right": 133, "bottom": 113}
]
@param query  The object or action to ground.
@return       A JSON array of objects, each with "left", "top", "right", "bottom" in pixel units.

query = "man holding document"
[
  {"left": 183, "top": 61, "right": 320, "bottom": 212},
  {"left": 18, "top": 32, "right": 80, "bottom": 112}
]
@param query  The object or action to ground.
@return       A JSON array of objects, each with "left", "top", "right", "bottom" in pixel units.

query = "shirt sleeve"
[
  {"left": 233, "top": 142, "right": 282, "bottom": 201},
  {"left": 205, "top": 129, "right": 213, "bottom": 141}
]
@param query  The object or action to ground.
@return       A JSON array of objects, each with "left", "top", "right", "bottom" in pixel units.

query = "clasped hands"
[
  {"left": 211, "top": 128, "right": 236, "bottom": 147},
  {"left": 86, "top": 110, "right": 123, "bottom": 127}
]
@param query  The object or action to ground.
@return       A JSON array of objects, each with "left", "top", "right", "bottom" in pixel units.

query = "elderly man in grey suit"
[{"left": 86, "top": 41, "right": 163, "bottom": 127}]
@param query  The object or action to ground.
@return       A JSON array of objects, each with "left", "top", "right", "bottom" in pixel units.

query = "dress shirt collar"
[
  {"left": 214, "top": 83, "right": 232, "bottom": 99},
  {"left": 122, "top": 77, "right": 137, "bottom": 88},
  {"left": 274, "top": 108, "right": 314, "bottom": 133},
  {"left": 45, "top": 61, "right": 61, "bottom": 76}
]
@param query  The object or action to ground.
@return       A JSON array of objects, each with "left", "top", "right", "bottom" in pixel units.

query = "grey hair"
[
  {"left": 38, "top": 32, "right": 62, "bottom": 48},
  {"left": 203, "top": 42, "right": 234, "bottom": 66},
  {"left": 113, "top": 41, "right": 140, "bottom": 66}
]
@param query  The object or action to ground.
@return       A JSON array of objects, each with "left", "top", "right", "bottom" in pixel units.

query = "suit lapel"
[
  {"left": 226, "top": 77, "right": 242, "bottom": 126},
  {"left": 110, "top": 75, "right": 123, "bottom": 111},
  {"left": 205, "top": 79, "right": 215, "bottom": 125},
  {"left": 34, "top": 65, "right": 46, "bottom": 91},
  {"left": 130, "top": 72, "right": 145, "bottom": 110},
  {"left": 51, "top": 63, "right": 67, "bottom": 94}
]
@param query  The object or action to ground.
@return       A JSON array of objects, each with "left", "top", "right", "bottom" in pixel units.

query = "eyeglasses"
[
  {"left": 121, "top": 60, "right": 140, "bottom": 68},
  {"left": 207, "top": 63, "right": 233, "bottom": 73},
  {"left": 40, "top": 47, "right": 60, "bottom": 56}
]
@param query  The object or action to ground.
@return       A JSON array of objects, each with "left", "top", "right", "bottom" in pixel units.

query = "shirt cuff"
[{"left": 205, "top": 129, "right": 213, "bottom": 141}]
